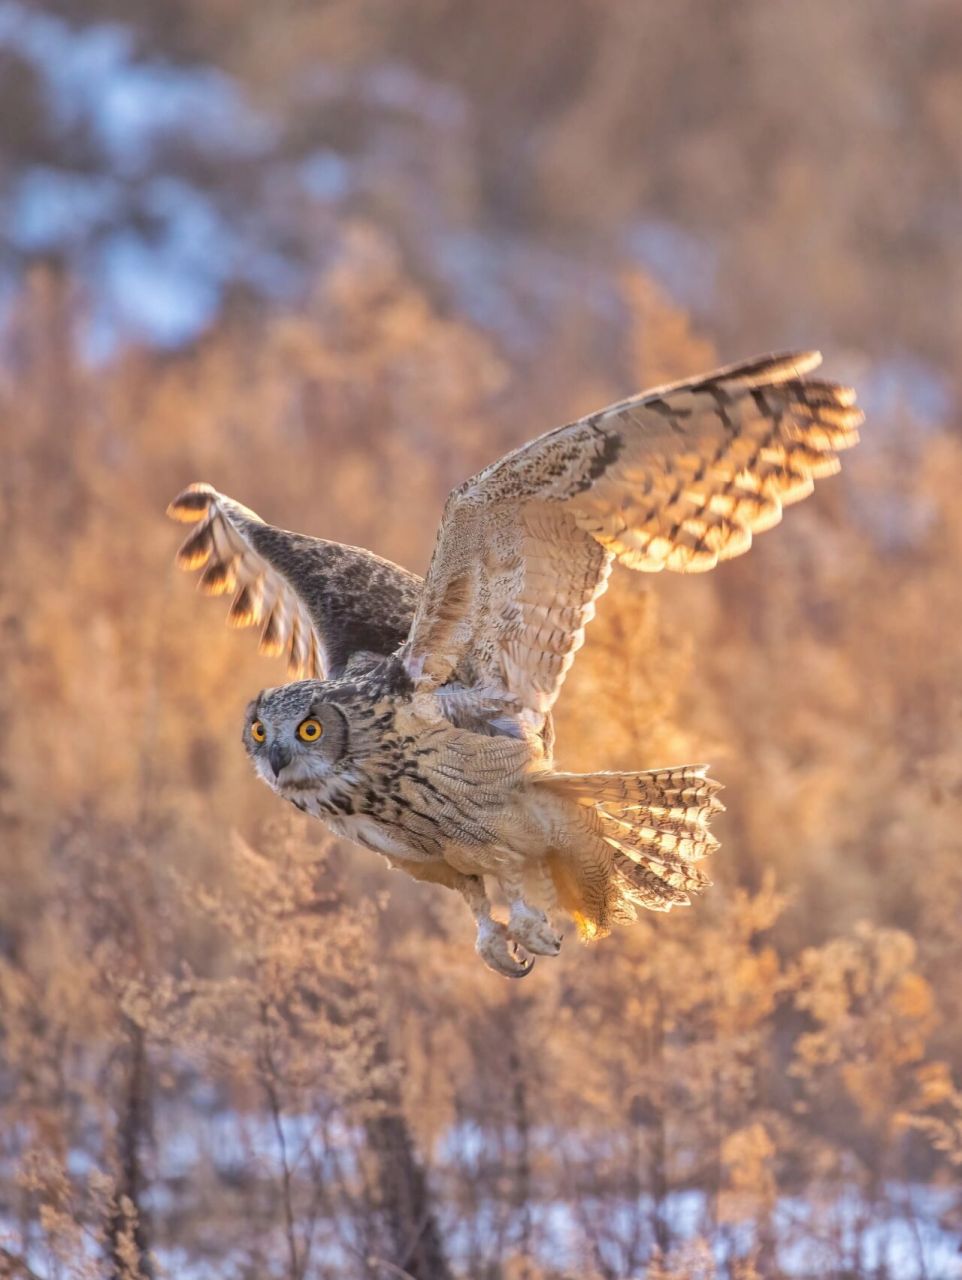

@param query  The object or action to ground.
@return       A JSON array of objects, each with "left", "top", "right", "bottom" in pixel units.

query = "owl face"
[{"left": 243, "top": 680, "right": 348, "bottom": 797}]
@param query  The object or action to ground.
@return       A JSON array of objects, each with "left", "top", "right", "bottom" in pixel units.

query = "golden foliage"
[
  {"left": 3, "top": 241, "right": 961, "bottom": 1275},
  {"left": 2, "top": 3, "right": 961, "bottom": 1274}
]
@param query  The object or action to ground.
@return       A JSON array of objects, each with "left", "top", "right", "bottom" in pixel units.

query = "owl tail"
[{"left": 535, "top": 766, "right": 724, "bottom": 940}]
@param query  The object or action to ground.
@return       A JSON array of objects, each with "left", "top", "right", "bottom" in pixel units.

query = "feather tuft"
[
  {"left": 175, "top": 521, "right": 214, "bottom": 569},
  {"left": 166, "top": 483, "right": 217, "bottom": 522},
  {"left": 199, "top": 561, "right": 235, "bottom": 596}
]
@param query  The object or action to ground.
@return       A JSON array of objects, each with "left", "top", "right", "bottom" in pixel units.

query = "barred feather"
[
  {"left": 167, "top": 482, "right": 421, "bottom": 679},
  {"left": 538, "top": 764, "right": 722, "bottom": 938},
  {"left": 404, "top": 350, "right": 862, "bottom": 725}
]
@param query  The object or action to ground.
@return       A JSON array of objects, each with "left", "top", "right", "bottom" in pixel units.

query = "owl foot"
[
  {"left": 476, "top": 918, "right": 534, "bottom": 979},
  {"left": 508, "top": 900, "right": 563, "bottom": 957}
]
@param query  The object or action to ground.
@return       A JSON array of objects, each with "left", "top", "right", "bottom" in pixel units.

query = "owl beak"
[{"left": 269, "top": 742, "right": 293, "bottom": 777}]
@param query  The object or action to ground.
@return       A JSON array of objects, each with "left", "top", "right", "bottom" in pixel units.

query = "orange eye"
[
  {"left": 251, "top": 720, "right": 266, "bottom": 743},
  {"left": 297, "top": 717, "right": 323, "bottom": 742}
]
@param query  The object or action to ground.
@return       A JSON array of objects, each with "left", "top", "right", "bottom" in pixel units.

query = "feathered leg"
[
  {"left": 466, "top": 874, "right": 538, "bottom": 979},
  {"left": 391, "top": 857, "right": 534, "bottom": 978},
  {"left": 500, "top": 857, "right": 564, "bottom": 958}
]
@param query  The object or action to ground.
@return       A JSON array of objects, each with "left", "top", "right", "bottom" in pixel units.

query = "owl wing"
[
  {"left": 402, "top": 351, "right": 861, "bottom": 727},
  {"left": 167, "top": 484, "right": 422, "bottom": 679}
]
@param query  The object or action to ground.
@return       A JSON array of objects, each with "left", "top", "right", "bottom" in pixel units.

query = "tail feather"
[
  {"left": 536, "top": 764, "right": 723, "bottom": 939},
  {"left": 546, "top": 765, "right": 723, "bottom": 810},
  {"left": 597, "top": 805, "right": 720, "bottom": 862}
]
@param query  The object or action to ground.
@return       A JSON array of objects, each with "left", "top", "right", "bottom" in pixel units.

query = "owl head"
[{"left": 243, "top": 680, "right": 349, "bottom": 795}]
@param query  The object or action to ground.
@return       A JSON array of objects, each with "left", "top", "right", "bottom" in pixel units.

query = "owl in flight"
[{"left": 168, "top": 351, "right": 860, "bottom": 977}]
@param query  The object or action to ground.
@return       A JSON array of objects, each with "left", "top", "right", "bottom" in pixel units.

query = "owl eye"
[
  {"left": 251, "top": 719, "right": 266, "bottom": 743},
  {"left": 297, "top": 717, "right": 323, "bottom": 742}
]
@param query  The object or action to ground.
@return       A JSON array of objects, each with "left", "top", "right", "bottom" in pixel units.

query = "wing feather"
[
  {"left": 403, "top": 351, "right": 861, "bottom": 725},
  {"left": 168, "top": 483, "right": 422, "bottom": 678}
]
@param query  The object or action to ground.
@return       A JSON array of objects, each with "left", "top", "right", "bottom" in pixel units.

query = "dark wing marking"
[{"left": 167, "top": 484, "right": 422, "bottom": 678}]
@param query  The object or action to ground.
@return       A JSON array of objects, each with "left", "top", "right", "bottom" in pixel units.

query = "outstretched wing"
[
  {"left": 402, "top": 351, "right": 861, "bottom": 727},
  {"left": 167, "top": 484, "right": 422, "bottom": 678}
]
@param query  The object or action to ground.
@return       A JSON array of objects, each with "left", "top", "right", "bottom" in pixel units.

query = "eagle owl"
[{"left": 168, "top": 351, "right": 860, "bottom": 977}]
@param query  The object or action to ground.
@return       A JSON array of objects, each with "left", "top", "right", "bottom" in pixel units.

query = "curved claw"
[
  {"left": 508, "top": 901, "right": 563, "bottom": 957},
  {"left": 476, "top": 918, "right": 535, "bottom": 979}
]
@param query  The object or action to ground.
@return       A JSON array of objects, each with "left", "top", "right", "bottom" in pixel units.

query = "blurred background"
[{"left": 1, "top": 2, "right": 961, "bottom": 1277}]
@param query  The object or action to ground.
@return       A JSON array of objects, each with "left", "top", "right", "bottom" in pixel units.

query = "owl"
[{"left": 168, "top": 351, "right": 860, "bottom": 977}]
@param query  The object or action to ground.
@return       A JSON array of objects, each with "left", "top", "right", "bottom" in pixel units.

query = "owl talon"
[
  {"left": 508, "top": 900, "right": 563, "bottom": 957},
  {"left": 476, "top": 918, "right": 535, "bottom": 979}
]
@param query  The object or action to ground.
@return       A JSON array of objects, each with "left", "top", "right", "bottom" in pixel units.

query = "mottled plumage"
[
  {"left": 168, "top": 351, "right": 861, "bottom": 976},
  {"left": 168, "top": 486, "right": 421, "bottom": 678}
]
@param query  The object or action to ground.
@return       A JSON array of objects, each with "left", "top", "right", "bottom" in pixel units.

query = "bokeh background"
[{"left": 2, "top": 3, "right": 961, "bottom": 1278}]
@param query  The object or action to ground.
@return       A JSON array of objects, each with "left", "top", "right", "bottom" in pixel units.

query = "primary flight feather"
[{"left": 168, "top": 351, "right": 861, "bottom": 976}]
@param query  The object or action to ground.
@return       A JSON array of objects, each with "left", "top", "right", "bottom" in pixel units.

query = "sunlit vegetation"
[{"left": 1, "top": 2, "right": 960, "bottom": 1277}]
